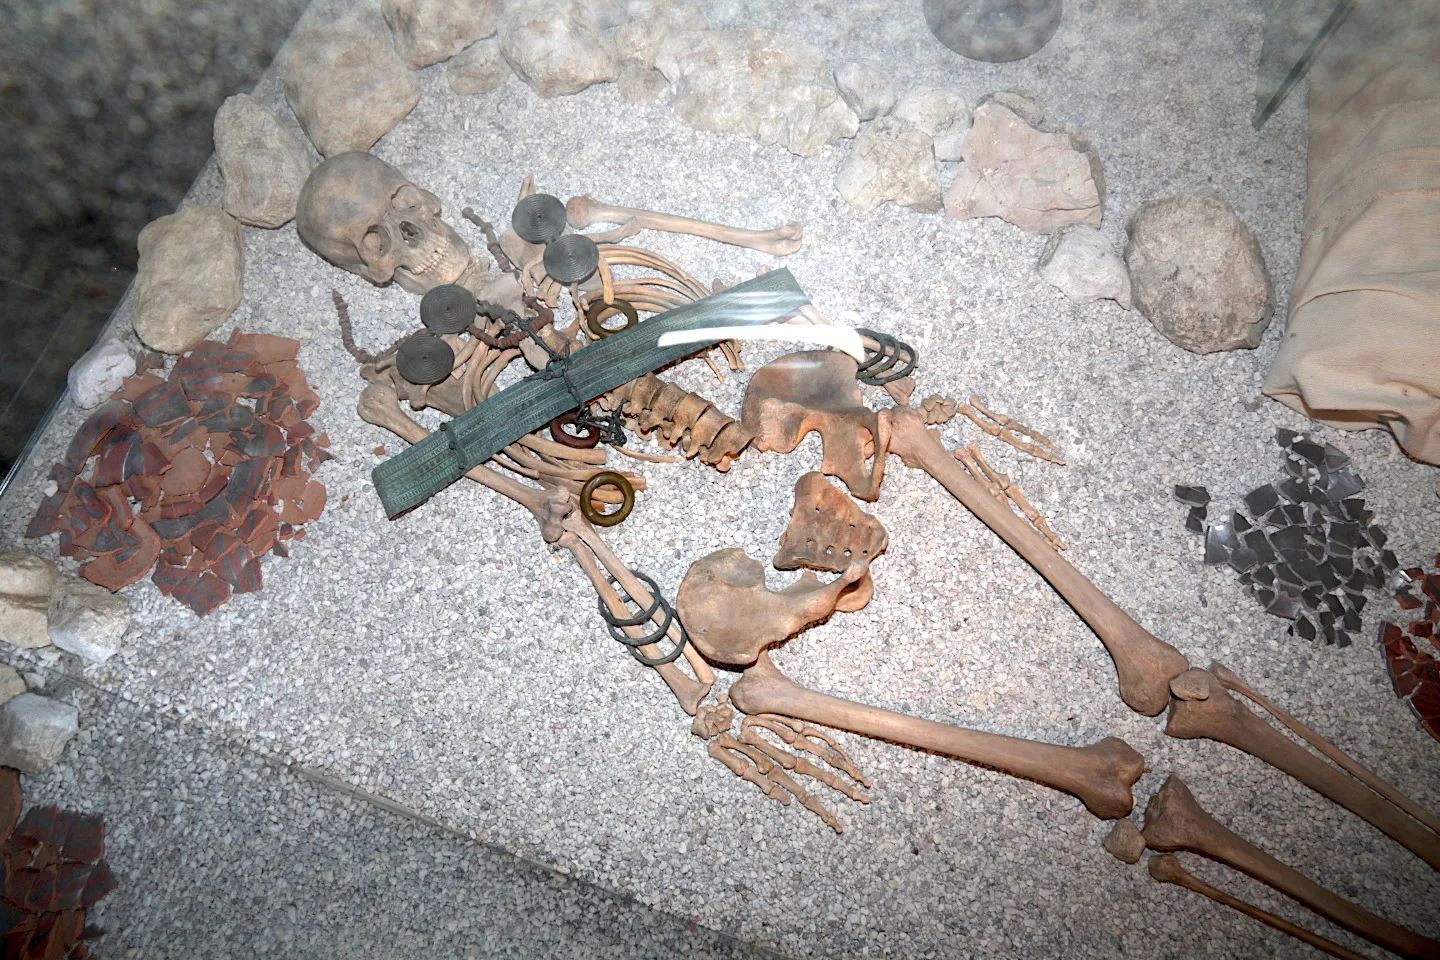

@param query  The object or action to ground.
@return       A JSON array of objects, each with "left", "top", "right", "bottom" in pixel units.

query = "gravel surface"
[
  {"left": 3, "top": 1, "right": 1439, "bottom": 958},
  {"left": 10, "top": 668, "right": 777, "bottom": 958}
]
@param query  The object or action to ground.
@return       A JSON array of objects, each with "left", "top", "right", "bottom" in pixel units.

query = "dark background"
[{"left": 0, "top": 0, "right": 309, "bottom": 480}]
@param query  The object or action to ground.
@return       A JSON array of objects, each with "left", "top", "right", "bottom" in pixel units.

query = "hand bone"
[
  {"left": 566, "top": 195, "right": 803, "bottom": 257},
  {"left": 1142, "top": 776, "right": 1440, "bottom": 960},
  {"left": 1164, "top": 669, "right": 1440, "bottom": 870},
  {"left": 1148, "top": 854, "right": 1372, "bottom": 960},
  {"left": 729, "top": 653, "right": 1144, "bottom": 820}
]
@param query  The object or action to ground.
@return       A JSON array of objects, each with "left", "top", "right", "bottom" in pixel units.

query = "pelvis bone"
[
  {"left": 677, "top": 548, "right": 868, "bottom": 667},
  {"left": 741, "top": 351, "right": 888, "bottom": 501},
  {"left": 775, "top": 471, "right": 888, "bottom": 613},
  {"left": 297, "top": 152, "right": 472, "bottom": 294}
]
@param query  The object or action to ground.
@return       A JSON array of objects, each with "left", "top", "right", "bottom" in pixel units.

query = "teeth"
[{"left": 403, "top": 245, "right": 446, "bottom": 277}]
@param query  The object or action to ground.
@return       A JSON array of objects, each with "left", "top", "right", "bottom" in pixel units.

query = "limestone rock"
[
  {"left": 944, "top": 99, "right": 1104, "bottom": 234},
  {"left": 616, "top": 0, "right": 707, "bottom": 69},
  {"left": 1103, "top": 818, "right": 1146, "bottom": 864},
  {"left": 0, "top": 553, "right": 57, "bottom": 651},
  {"left": 48, "top": 577, "right": 131, "bottom": 664},
  {"left": 655, "top": 28, "right": 858, "bottom": 157},
  {"left": 0, "top": 666, "right": 24, "bottom": 707},
  {"left": 131, "top": 206, "right": 245, "bottom": 355},
  {"left": 284, "top": 7, "right": 421, "bottom": 157},
  {"left": 618, "top": 63, "right": 669, "bottom": 101},
  {"left": 894, "top": 86, "right": 970, "bottom": 161},
  {"left": 0, "top": 552, "right": 59, "bottom": 598},
  {"left": 67, "top": 338, "right": 136, "bottom": 410},
  {"left": 832, "top": 61, "right": 895, "bottom": 122},
  {"left": 214, "top": 94, "right": 313, "bottom": 229},
  {"left": 447, "top": 37, "right": 512, "bottom": 94},
  {"left": 1038, "top": 224, "right": 1131, "bottom": 307},
  {"left": 0, "top": 694, "right": 79, "bottom": 773},
  {"left": 499, "top": 0, "right": 619, "bottom": 98},
  {"left": 835, "top": 116, "right": 940, "bottom": 213},
  {"left": 384, "top": 0, "right": 500, "bottom": 69},
  {"left": 1125, "top": 193, "right": 1272, "bottom": 354}
]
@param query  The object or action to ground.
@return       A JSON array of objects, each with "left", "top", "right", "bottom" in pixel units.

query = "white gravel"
[{"left": 2, "top": 1, "right": 1438, "bottom": 957}]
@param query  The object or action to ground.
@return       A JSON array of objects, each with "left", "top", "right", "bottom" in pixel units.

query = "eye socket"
[{"left": 360, "top": 227, "right": 386, "bottom": 259}]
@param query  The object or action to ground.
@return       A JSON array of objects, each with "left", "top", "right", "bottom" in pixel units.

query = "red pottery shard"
[
  {"left": 0, "top": 769, "right": 19, "bottom": 846},
  {"left": 223, "top": 457, "right": 277, "bottom": 508},
  {"left": 166, "top": 417, "right": 205, "bottom": 449},
  {"left": 92, "top": 427, "right": 144, "bottom": 487},
  {"left": 79, "top": 859, "right": 116, "bottom": 906},
  {"left": 189, "top": 519, "right": 224, "bottom": 554},
  {"left": 299, "top": 481, "right": 327, "bottom": 522},
  {"left": 239, "top": 373, "right": 277, "bottom": 397},
  {"left": 96, "top": 485, "right": 133, "bottom": 530},
  {"left": 141, "top": 440, "right": 171, "bottom": 474},
  {"left": 1398, "top": 593, "right": 1423, "bottom": 611},
  {"left": 150, "top": 514, "right": 205, "bottom": 541},
  {"left": 1411, "top": 681, "right": 1440, "bottom": 726},
  {"left": 53, "top": 863, "right": 92, "bottom": 911},
  {"left": 160, "top": 446, "right": 210, "bottom": 498},
  {"left": 5, "top": 864, "right": 58, "bottom": 912},
  {"left": 62, "top": 400, "right": 132, "bottom": 473},
  {"left": 203, "top": 530, "right": 241, "bottom": 566},
  {"left": 25, "top": 491, "right": 67, "bottom": 539},
  {"left": 286, "top": 420, "right": 314, "bottom": 441},
  {"left": 117, "top": 371, "right": 166, "bottom": 400},
  {"left": 1425, "top": 574, "right": 1440, "bottom": 606},
  {"left": 264, "top": 359, "right": 299, "bottom": 382},
  {"left": 273, "top": 477, "right": 306, "bottom": 503},
  {"left": 122, "top": 472, "right": 162, "bottom": 513},
  {"left": 79, "top": 517, "right": 160, "bottom": 590},
  {"left": 15, "top": 806, "right": 61, "bottom": 843},
  {"left": 157, "top": 496, "right": 206, "bottom": 521},
  {"left": 200, "top": 405, "right": 255, "bottom": 434},
  {"left": 89, "top": 520, "right": 139, "bottom": 556},
  {"left": 238, "top": 507, "right": 279, "bottom": 555},
  {"left": 280, "top": 499, "right": 306, "bottom": 526},
  {"left": 1412, "top": 621, "right": 1435, "bottom": 640},
  {"left": 132, "top": 379, "right": 191, "bottom": 429},
  {"left": 152, "top": 562, "right": 199, "bottom": 597},
  {"left": 195, "top": 463, "right": 232, "bottom": 504},
  {"left": 172, "top": 571, "right": 232, "bottom": 616},
  {"left": 272, "top": 541, "right": 289, "bottom": 558},
  {"left": 231, "top": 332, "right": 299, "bottom": 364}
]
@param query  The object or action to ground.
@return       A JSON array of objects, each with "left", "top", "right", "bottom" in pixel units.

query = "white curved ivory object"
[{"left": 657, "top": 325, "right": 866, "bottom": 361}]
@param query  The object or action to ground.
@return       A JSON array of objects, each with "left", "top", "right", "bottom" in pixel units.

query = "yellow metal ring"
[{"left": 579, "top": 471, "right": 635, "bottom": 527}]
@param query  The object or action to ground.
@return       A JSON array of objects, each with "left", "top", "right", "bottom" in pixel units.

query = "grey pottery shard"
[{"left": 654, "top": 29, "right": 859, "bottom": 157}]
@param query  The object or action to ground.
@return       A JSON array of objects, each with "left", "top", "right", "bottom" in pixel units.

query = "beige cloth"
[{"left": 1262, "top": 1, "right": 1440, "bottom": 462}]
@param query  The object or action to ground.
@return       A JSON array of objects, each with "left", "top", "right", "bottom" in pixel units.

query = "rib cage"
[{"left": 600, "top": 374, "right": 753, "bottom": 471}]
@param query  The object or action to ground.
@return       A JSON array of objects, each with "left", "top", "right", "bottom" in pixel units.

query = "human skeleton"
[{"left": 302, "top": 159, "right": 1440, "bottom": 959}]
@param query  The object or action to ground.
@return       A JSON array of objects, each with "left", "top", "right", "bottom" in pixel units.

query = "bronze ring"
[
  {"left": 584, "top": 298, "right": 638, "bottom": 340},
  {"left": 548, "top": 410, "right": 601, "bottom": 449},
  {"left": 579, "top": 471, "right": 634, "bottom": 527}
]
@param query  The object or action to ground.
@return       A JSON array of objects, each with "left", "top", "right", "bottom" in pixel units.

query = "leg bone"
[
  {"left": 566, "top": 196, "right": 803, "bottom": 257},
  {"left": 886, "top": 406, "right": 1190, "bottom": 717},
  {"left": 729, "top": 652, "right": 1145, "bottom": 820},
  {"left": 1148, "top": 854, "right": 1371, "bottom": 960},
  {"left": 1165, "top": 670, "right": 1440, "bottom": 870},
  {"left": 1142, "top": 776, "right": 1440, "bottom": 960}
]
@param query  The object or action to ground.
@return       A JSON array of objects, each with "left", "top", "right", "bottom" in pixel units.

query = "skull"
[
  {"left": 296, "top": 152, "right": 472, "bottom": 294},
  {"left": 740, "top": 351, "right": 890, "bottom": 501}
]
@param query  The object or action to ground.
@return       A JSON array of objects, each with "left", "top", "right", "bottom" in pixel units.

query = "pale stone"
[
  {"left": 214, "top": 94, "right": 314, "bottom": 229},
  {"left": 618, "top": 63, "right": 669, "bottom": 102},
  {"left": 1103, "top": 819, "right": 1146, "bottom": 864},
  {"left": 615, "top": 0, "right": 706, "bottom": 69},
  {"left": 284, "top": 7, "right": 421, "bottom": 157},
  {"left": 832, "top": 61, "right": 896, "bottom": 122},
  {"left": 1037, "top": 224, "right": 1131, "bottom": 308},
  {"left": 0, "top": 666, "right": 24, "bottom": 707},
  {"left": 835, "top": 116, "right": 940, "bottom": 213},
  {"left": 0, "top": 553, "right": 57, "bottom": 651},
  {"left": 1125, "top": 193, "right": 1273, "bottom": 354},
  {"left": 48, "top": 577, "right": 131, "bottom": 664},
  {"left": 67, "top": 338, "right": 136, "bottom": 410},
  {"left": 499, "top": 0, "right": 619, "bottom": 98},
  {"left": 944, "top": 100, "right": 1104, "bottom": 234},
  {"left": 447, "top": 37, "right": 512, "bottom": 94},
  {"left": 894, "top": 86, "right": 970, "bottom": 161},
  {"left": 0, "top": 552, "right": 59, "bottom": 597},
  {"left": 0, "top": 694, "right": 79, "bottom": 773},
  {"left": 383, "top": 0, "right": 500, "bottom": 69},
  {"left": 131, "top": 206, "right": 245, "bottom": 355},
  {"left": 655, "top": 28, "right": 858, "bottom": 157}
]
